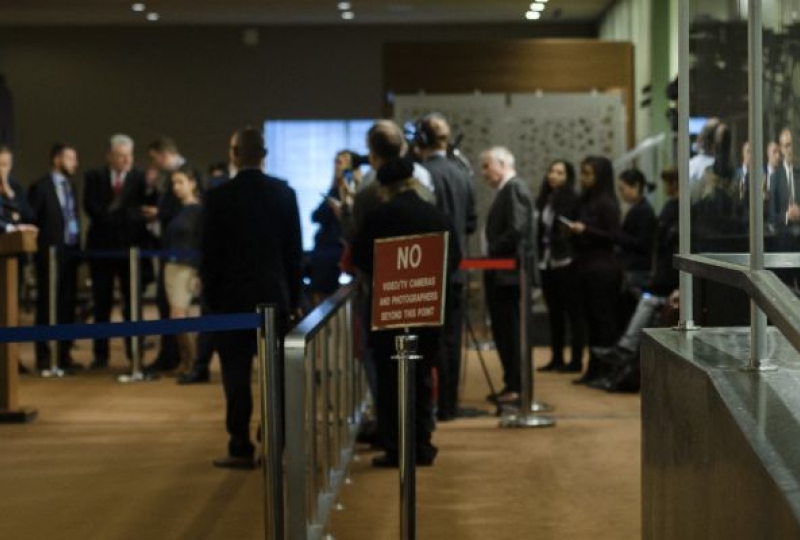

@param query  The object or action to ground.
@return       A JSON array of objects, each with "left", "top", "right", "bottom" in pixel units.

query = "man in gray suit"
[{"left": 480, "top": 146, "right": 535, "bottom": 406}]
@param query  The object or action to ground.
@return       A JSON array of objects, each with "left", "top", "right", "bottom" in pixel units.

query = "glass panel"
[{"left": 689, "top": 0, "right": 750, "bottom": 255}]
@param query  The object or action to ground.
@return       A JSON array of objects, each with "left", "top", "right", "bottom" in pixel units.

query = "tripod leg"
[{"left": 464, "top": 313, "right": 498, "bottom": 398}]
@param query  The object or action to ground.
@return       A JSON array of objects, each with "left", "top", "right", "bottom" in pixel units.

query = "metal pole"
[
  {"left": 257, "top": 304, "right": 284, "bottom": 540},
  {"left": 393, "top": 331, "right": 421, "bottom": 540},
  {"left": 499, "top": 258, "right": 554, "bottom": 428},
  {"left": 745, "top": 0, "right": 774, "bottom": 372},
  {"left": 677, "top": 0, "right": 698, "bottom": 331},
  {"left": 118, "top": 247, "right": 156, "bottom": 383},
  {"left": 41, "top": 246, "right": 65, "bottom": 378},
  {"left": 130, "top": 247, "right": 142, "bottom": 376}
]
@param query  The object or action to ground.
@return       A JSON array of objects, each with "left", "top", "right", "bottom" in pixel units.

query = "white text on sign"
[{"left": 397, "top": 244, "right": 422, "bottom": 269}]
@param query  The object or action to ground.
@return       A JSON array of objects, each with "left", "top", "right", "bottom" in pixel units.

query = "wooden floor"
[{"left": 0, "top": 319, "right": 640, "bottom": 540}]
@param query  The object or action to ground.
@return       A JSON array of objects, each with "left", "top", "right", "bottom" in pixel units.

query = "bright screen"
[{"left": 264, "top": 119, "right": 373, "bottom": 250}]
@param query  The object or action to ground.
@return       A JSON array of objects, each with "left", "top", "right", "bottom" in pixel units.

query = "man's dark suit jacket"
[
  {"left": 768, "top": 165, "right": 800, "bottom": 230},
  {"left": 28, "top": 174, "right": 79, "bottom": 250},
  {"left": 485, "top": 176, "right": 535, "bottom": 286},
  {"left": 83, "top": 167, "right": 148, "bottom": 250},
  {"left": 201, "top": 168, "right": 302, "bottom": 316},
  {"left": 423, "top": 154, "right": 477, "bottom": 253}
]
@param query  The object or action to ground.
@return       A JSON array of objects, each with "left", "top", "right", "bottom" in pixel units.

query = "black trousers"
[
  {"left": 437, "top": 281, "right": 464, "bottom": 418},
  {"left": 541, "top": 265, "right": 585, "bottom": 365},
  {"left": 214, "top": 317, "right": 286, "bottom": 458},
  {"left": 484, "top": 272, "right": 521, "bottom": 393},
  {"left": 90, "top": 257, "right": 138, "bottom": 360},
  {"left": 577, "top": 261, "right": 622, "bottom": 348},
  {"left": 34, "top": 246, "right": 79, "bottom": 367},
  {"left": 373, "top": 331, "right": 436, "bottom": 461}
]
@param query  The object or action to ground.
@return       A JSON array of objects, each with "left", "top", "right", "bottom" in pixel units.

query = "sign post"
[{"left": 372, "top": 232, "right": 448, "bottom": 540}]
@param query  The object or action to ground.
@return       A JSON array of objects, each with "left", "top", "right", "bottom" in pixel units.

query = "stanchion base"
[
  {"left": 499, "top": 413, "right": 556, "bottom": 429},
  {"left": 117, "top": 371, "right": 159, "bottom": 383},
  {"left": 739, "top": 362, "right": 779, "bottom": 373},
  {"left": 39, "top": 368, "right": 69, "bottom": 378},
  {"left": 531, "top": 401, "right": 554, "bottom": 413},
  {"left": 0, "top": 406, "right": 38, "bottom": 423}
]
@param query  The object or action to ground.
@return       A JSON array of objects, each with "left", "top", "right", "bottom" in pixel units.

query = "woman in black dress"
[{"left": 535, "top": 159, "right": 585, "bottom": 373}]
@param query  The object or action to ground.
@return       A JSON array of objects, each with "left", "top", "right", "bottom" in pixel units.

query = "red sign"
[{"left": 371, "top": 232, "right": 449, "bottom": 331}]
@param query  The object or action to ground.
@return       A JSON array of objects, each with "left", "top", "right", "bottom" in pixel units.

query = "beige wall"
[{"left": 0, "top": 23, "right": 595, "bottom": 183}]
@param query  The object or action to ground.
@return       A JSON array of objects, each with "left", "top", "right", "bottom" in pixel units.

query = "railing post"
[
  {"left": 745, "top": 0, "right": 774, "bottom": 372},
  {"left": 118, "top": 247, "right": 156, "bottom": 383},
  {"left": 677, "top": 0, "right": 699, "bottom": 332},
  {"left": 257, "top": 304, "right": 284, "bottom": 540},
  {"left": 40, "top": 245, "right": 66, "bottom": 378},
  {"left": 500, "top": 257, "right": 555, "bottom": 428}
]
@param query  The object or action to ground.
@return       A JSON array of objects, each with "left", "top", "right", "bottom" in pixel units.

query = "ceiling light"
[
  {"left": 341, "top": 11, "right": 355, "bottom": 20},
  {"left": 530, "top": 2, "right": 546, "bottom": 11},
  {"left": 337, "top": 1, "right": 352, "bottom": 9},
  {"left": 146, "top": 11, "right": 160, "bottom": 21},
  {"left": 131, "top": 3, "right": 146, "bottom": 12},
  {"left": 525, "top": 10, "right": 541, "bottom": 20}
]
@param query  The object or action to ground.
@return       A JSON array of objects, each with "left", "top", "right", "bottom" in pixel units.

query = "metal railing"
[{"left": 284, "top": 284, "right": 367, "bottom": 540}]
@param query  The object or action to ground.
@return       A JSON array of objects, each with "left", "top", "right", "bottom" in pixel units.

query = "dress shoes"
[
  {"left": 494, "top": 391, "right": 520, "bottom": 406},
  {"left": 537, "top": 360, "right": 564, "bottom": 372},
  {"left": 486, "top": 387, "right": 509, "bottom": 403},
  {"left": 556, "top": 362, "right": 582, "bottom": 373},
  {"left": 177, "top": 369, "right": 210, "bottom": 385},
  {"left": 212, "top": 455, "right": 257, "bottom": 470}
]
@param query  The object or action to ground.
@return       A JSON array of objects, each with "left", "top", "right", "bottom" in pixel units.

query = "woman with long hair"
[
  {"left": 615, "top": 168, "right": 657, "bottom": 293},
  {"left": 163, "top": 165, "right": 203, "bottom": 376},
  {"left": 535, "top": 159, "right": 585, "bottom": 372},
  {"left": 566, "top": 156, "right": 622, "bottom": 384}
]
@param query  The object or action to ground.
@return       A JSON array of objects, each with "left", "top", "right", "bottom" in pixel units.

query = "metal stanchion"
[
  {"left": 118, "top": 247, "right": 156, "bottom": 383},
  {"left": 500, "top": 258, "right": 555, "bottom": 428},
  {"left": 257, "top": 304, "right": 284, "bottom": 540},
  {"left": 393, "top": 331, "right": 422, "bottom": 540},
  {"left": 40, "top": 246, "right": 66, "bottom": 378}
]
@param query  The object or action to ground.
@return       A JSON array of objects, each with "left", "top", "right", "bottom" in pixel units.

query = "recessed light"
[
  {"left": 530, "top": 2, "right": 546, "bottom": 11},
  {"left": 341, "top": 11, "right": 355, "bottom": 20},
  {"left": 146, "top": 11, "right": 160, "bottom": 21},
  {"left": 131, "top": 3, "right": 146, "bottom": 12},
  {"left": 337, "top": 1, "right": 352, "bottom": 10},
  {"left": 525, "top": 10, "right": 541, "bottom": 20}
]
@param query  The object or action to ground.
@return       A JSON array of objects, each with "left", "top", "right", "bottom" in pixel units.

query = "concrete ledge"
[{"left": 642, "top": 327, "right": 800, "bottom": 540}]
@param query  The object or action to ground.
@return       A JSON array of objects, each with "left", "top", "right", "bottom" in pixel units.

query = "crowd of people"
[{"left": 0, "top": 112, "right": 691, "bottom": 468}]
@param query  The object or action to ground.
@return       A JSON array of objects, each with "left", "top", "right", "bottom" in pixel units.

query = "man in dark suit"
[
  {"left": 415, "top": 113, "right": 477, "bottom": 421},
  {"left": 83, "top": 134, "right": 149, "bottom": 368},
  {"left": 201, "top": 127, "right": 302, "bottom": 469},
  {"left": 768, "top": 128, "right": 800, "bottom": 231},
  {"left": 28, "top": 144, "right": 81, "bottom": 371},
  {"left": 352, "top": 156, "right": 461, "bottom": 468},
  {"left": 480, "top": 146, "right": 535, "bottom": 405}
]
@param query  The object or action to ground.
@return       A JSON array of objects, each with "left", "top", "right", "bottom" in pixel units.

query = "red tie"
[{"left": 113, "top": 172, "right": 124, "bottom": 198}]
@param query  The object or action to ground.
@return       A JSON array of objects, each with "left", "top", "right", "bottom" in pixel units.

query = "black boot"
[
  {"left": 572, "top": 354, "right": 607, "bottom": 385},
  {"left": 538, "top": 357, "right": 565, "bottom": 372}
]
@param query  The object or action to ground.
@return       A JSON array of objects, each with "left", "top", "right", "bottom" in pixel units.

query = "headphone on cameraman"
[{"left": 413, "top": 113, "right": 445, "bottom": 149}]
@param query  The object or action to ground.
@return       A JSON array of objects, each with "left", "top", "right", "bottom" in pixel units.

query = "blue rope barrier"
[
  {"left": 0, "top": 313, "right": 260, "bottom": 344},
  {"left": 58, "top": 248, "right": 200, "bottom": 261}
]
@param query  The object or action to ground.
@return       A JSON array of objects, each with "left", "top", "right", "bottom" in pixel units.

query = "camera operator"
[{"left": 415, "top": 113, "right": 477, "bottom": 421}]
